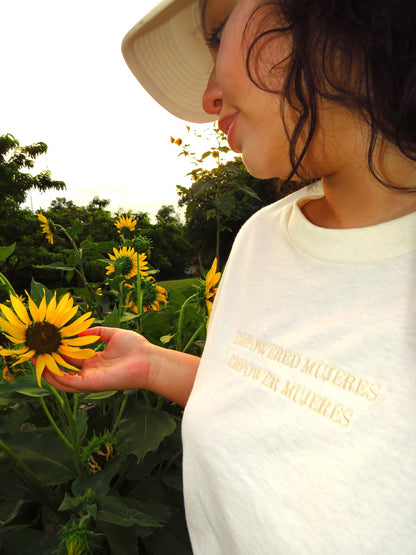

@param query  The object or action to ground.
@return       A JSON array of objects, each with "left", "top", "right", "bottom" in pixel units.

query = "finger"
[
  {"left": 42, "top": 368, "right": 84, "bottom": 393},
  {"left": 78, "top": 326, "right": 118, "bottom": 342}
]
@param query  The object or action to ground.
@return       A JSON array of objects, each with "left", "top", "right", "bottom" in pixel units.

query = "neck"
[{"left": 302, "top": 142, "right": 416, "bottom": 229}]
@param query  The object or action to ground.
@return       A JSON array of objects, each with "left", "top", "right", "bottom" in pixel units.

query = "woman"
[{"left": 45, "top": 0, "right": 416, "bottom": 552}]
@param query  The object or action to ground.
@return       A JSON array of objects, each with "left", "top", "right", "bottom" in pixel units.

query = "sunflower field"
[{"left": 0, "top": 214, "right": 220, "bottom": 554}]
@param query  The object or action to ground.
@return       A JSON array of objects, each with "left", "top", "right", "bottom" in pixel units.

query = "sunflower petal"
[
  {"left": 36, "top": 356, "right": 46, "bottom": 387},
  {"left": 49, "top": 293, "right": 72, "bottom": 326},
  {"left": 0, "top": 303, "right": 28, "bottom": 330},
  {"left": 0, "top": 316, "right": 26, "bottom": 340},
  {"left": 27, "top": 294, "right": 40, "bottom": 322},
  {"left": 37, "top": 295, "right": 47, "bottom": 322},
  {"left": 58, "top": 345, "right": 96, "bottom": 359},
  {"left": 14, "top": 350, "right": 36, "bottom": 364},
  {"left": 3, "top": 333, "right": 26, "bottom": 345},
  {"left": 51, "top": 352, "right": 80, "bottom": 372},
  {"left": 43, "top": 353, "right": 65, "bottom": 377},
  {"left": 54, "top": 305, "right": 78, "bottom": 329},
  {"left": 10, "top": 295, "right": 31, "bottom": 325},
  {"left": 60, "top": 314, "right": 94, "bottom": 338},
  {"left": 1, "top": 346, "right": 29, "bottom": 356},
  {"left": 45, "top": 293, "right": 57, "bottom": 323},
  {"left": 55, "top": 293, "right": 73, "bottom": 318},
  {"left": 62, "top": 335, "right": 100, "bottom": 346}
]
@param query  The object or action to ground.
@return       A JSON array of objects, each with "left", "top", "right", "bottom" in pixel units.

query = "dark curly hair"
[{"left": 245, "top": 0, "right": 416, "bottom": 191}]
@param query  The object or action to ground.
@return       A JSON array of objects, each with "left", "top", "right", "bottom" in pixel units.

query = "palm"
[{"left": 43, "top": 327, "right": 151, "bottom": 393}]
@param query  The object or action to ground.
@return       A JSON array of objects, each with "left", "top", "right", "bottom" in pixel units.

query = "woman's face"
[
  {"left": 200, "top": 0, "right": 349, "bottom": 182},
  {"left": 201, "top": 0, "right": 300, "bottom": 180}
]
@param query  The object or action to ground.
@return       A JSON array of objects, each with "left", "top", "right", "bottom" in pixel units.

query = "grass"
[{"left": 158, "top": 277, "right": 199, "bottom": 296}]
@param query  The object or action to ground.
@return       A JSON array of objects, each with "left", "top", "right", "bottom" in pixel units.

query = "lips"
[
  {"left": 218, "top": 114, "right": 237, "bottom": 135},
  {"left": 218, "top": 113, "right": 240, "bottom": 153}
]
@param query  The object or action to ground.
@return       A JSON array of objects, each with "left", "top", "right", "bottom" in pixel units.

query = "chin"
[
  {"left": 242, "top": 150, "right": 300, "bottom": 181},
  {"left": 242, "top": 155, "right": 288, "bottom": 180}
]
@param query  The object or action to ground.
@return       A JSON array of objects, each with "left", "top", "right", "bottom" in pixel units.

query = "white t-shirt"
[{"left": 182, "top": 183, "right": 416, "bottom": 554}]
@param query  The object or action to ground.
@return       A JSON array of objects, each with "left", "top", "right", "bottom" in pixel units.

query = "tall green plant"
[{"left": 0, "top": 212, "right": 219, "bottom": 553}]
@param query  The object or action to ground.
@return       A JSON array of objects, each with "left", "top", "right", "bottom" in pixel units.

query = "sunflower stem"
[
  {"left": 62, "top": 392, "right": 83, "bottom": 476},
  {"left": 39, "top": 396, "right": 74, "bottom": 452},
  {"left": 110, "top": 392, "right": 129, "bottom": 438},
  {"left": 0, "top": 271, "right": 17, "bottom": 296},
  {"left": 47, "top": 383, "right": 65, "bottom": 408},
  {"left": 73, "top": 393, "right": 80, "bottom": 419},
  {"left": 182, "top": 322, "right": 205, "bottom": 354},
  {"left": 175, "top": 293, "right": 198, "bottom": 351},
  {"left": 136, "top": 253, "right": 143, "bottom": 333},
  {"left": 118, "top": 281, "right": 124, "bottom": 319},
  {"left": 57, "top": 224, "right": 95, "bottom": 300},
  {"left": 142, "top": 390, "right": 152, "bottom": 410},
  {"left": 163, "top": 448, "right": 183, "bottom": 476}
]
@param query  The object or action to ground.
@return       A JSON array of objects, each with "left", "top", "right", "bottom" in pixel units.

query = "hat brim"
[{"left": 122, "top": 0, "right": 215, "bottom": 124}]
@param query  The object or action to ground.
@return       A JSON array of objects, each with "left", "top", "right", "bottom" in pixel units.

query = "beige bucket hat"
[{"left": 122, "top": 0, "right": 215, "bottom": 123}]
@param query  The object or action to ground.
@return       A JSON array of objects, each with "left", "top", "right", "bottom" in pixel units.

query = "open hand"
[{"left": 42, "top": 326, "right": 153, "bottom": 393}]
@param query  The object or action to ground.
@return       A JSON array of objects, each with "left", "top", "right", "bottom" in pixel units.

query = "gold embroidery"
[{"left": 227, "top": 332, "right": 384, "bottom": 428}]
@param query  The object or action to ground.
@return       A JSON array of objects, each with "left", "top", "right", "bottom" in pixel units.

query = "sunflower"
[
  {"left": 114, "top": 215, "right": 137, "bottom": 235},
  {"left": 124, "top": 278, "right": 168, "bottom": 313},
  {"left": 38, "top": 213, "right": 54, "bottom": 244},
  {"left": 142, "top": 278, "right": 168, "bottom": 312},
  {"left": 0, "top": 292, "right": 100, "bottom": 387},
  {"left": 205, "top": 258, "right": 221, "bottom": 324},
  {"left": 105, "top": 247, "right": 148, "bottom": 280}
]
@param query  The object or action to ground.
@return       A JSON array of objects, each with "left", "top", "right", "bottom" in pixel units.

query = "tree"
[
  {"left": 155, "top": 204, "right": 181, "bottom": 225},
  {"left": 178, "top": 158, "right": 303, "bottom": 268},
  {"left": 0, "top": 133, "right": 65, "bottom": 215}
]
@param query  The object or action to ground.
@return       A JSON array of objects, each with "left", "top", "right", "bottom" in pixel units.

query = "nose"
[{"left": 202, "top": 68, "right": 223, "bottom": 117}]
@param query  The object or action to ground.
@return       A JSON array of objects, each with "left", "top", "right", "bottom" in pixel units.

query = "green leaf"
[
  {"left": 160, "top": 334, "right": 175, "bottom": 344},
  {"left": 118, "top": 410, "right": 176, "bottom": 463},
  {"left": 142, "top": 511, "right": 192, "bottom": 554},
  {"left": 58, "top": 492, "right": 97, "bottom": 520},
  {"left": 71, "top": 457, "right": 121, "bottom": 497},
  {"left": 83, "top": 390, "right": 118, "bottom": 401},
  {"left": 69, "top": 220, "right": 84, "bottom": 237},
  {"left": 0, "top": 528, "right": 59, "bottom": 554},
  {"left": 0, "top": 376, "right": 51, "bottom": 398},
  {"left": 94, "top": 240, "right": 118, "bottom": 254},
  {"left": 2, "top": 430, "right": 77, "bottom": 485},
  {"left": 58, "top": 492, "right": 74, "bottom": 512},
  {"left": 0, "top": 243, "right": 15, "bottom": 262},
  {"left": 96, "top": 495, "right": 161, "bottom": 527},
  {"left": 96, "top": 522, "right": 139, "bottom": 555},
  {"left": 0, "top": 468, "right": 30, "bottom": 520},
  {"left": 34, "top": 262, "right": 76, "bottom": 272},
  {"left": 0, "top": 403, "right": 31, "bottom": 434},
  {"left": 200, "top": 150, "right": 212, "bottom": 161},
  {"left": 66, "top": 252, "right": 79, "bottom": 267},
  {"left": 120, "top": 312, "right": 141, "bottom": 323},
  {"left": 80, "top": 238, "right": 95, "bottom": 252},
  {"left": 74, "top": 406, "right": 88, "bottom": 444},
  {"left": 101, "top": 306, "right": 120, "bottom": 328},
  {"left": 29, "top": 280, "right": 53, "bottom": 304}
]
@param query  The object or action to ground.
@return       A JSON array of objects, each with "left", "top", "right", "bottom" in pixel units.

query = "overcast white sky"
[{"left": 1, "top": 0, "right": 216, "bottom": 220}]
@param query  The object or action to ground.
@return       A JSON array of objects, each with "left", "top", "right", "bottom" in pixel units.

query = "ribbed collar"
[{"left": 287, "top": 184, "right": 416, "bottom": 263}]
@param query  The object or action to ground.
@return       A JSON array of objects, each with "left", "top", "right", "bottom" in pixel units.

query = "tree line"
[{"left": 0, "top": 132, "right": 299, "bottom": 295}]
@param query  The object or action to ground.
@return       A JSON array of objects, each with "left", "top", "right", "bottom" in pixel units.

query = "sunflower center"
[{"left": 25, "top": 322, "right": 62, "bottom": 354}]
